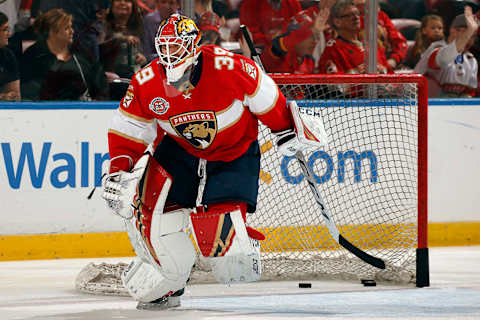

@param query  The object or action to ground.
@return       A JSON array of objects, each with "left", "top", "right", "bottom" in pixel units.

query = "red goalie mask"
[{"left": 155, "top": 14, "right": 201, "bottom": 83}]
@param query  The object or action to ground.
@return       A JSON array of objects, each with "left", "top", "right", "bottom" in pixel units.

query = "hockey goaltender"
[{"left": 101, "top": 13, "right": 327, "bottom": 310}]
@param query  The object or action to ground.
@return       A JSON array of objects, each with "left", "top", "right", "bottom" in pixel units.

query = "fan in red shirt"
[
  {"left": 319, "top": 0, "right": 391, "bottom": 74},
  {"left": 239, "top": 0, "right": 302, "bottom": 49},
  {"left": 354, "top": 0, "right": 408, "bottom": 70},
  {"left": 260, "top": 4, "right": 332, "bottom": 74}
]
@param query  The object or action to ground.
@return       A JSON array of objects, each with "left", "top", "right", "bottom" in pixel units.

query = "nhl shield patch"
[
  {"left": 149, "top": 97, "right": 170, "bottom": 115},
  {"left": 170, "top": 111, "right": 217, "bottom": 149}
]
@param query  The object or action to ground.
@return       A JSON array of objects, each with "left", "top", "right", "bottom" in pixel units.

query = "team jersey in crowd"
[
  {"left": 414, "top": 40, "right": 478, "bottom": 97},
  {"left": 261, "top": 6, "right": 318, "bottom": 74},
  {"left": 261, "top": 48, "right": 315, "bottom": 74},
  {"left": 359, "top": 10, "right": 408, "bottom": 64},
  {"left": 318, "top": 36, "right": 391, "bottom": 74},
  {"left": 239, "top": 0, "right": 301, "bottom": 48},
  {"left": 108, "top": 45, "right": 291, "bottom": 172}
]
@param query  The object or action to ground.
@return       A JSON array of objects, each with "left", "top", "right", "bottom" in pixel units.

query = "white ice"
[{"left": 0, "top": 246, "right": 479, "bottom": 320}]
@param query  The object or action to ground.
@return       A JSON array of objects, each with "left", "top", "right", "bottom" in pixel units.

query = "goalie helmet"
[{"left": 155, "top": 14, "right": 201, "bottom": 84}]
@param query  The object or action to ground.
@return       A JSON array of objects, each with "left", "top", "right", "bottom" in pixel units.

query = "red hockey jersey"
[
  {"left": 318, "top": 36, "right": 391, "bottom": 74},
  {"left": 261, "top": 6, "right": 318, "bottom": 74},
  {"left": 239, "top": 0, "right": 301, "bottom": 48},
  {"left": 108, "top": 45, "right": 291, "bottom": 172},
  {"left": 359, "top": 11, "right": 408, "bottom": 64}
]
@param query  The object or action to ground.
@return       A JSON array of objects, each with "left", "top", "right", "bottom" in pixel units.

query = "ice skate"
[{"left": 136, "top": 288, "right": 184, "bottom": 310}]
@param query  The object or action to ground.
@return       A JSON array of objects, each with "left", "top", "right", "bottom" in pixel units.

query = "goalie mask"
[{"left": 155, "top": 14, "right": 201, "bottom": 84}]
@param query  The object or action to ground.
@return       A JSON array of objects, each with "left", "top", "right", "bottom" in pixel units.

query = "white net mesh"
[
  {"left": 252, "top": 78, "right": 421, "bottom": 284},
  {"left": 76, "top": 262, "right": 129, "bottom": 296},
  {"left": 75, "top": 75, "right": 426, "bottom": 295}
]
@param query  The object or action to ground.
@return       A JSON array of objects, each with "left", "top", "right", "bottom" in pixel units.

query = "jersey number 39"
[
  {"left": 135, "top": 67, "right": 155, "bottom": 85},
  {"left": 214, "top": 47, "right": 234, "bottom": 71}
]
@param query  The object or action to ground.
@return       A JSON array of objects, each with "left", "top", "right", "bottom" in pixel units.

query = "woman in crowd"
[
  {"left": 21, "top": 9, "right": 106, "bottom": 101},
  {"left": 0, "top": 12, "right": 21, "bottom": 101},
  {"left": 100, "top": 0, "right": 146, "bottom": 79},
  {"left": 404, "top": 14, "right": 444, "bottom": 68}
]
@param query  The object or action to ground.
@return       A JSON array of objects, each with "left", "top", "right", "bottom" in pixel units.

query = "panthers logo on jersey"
[{"left": 170, "top": 111, "right": 217, "bottom": 149}]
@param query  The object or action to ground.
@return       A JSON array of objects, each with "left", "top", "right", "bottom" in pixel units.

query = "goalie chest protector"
[{"left": 117, "top": 44, "right": 291, "bottom": 163}]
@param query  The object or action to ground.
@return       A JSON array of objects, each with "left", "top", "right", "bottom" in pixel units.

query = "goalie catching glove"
[
  {"left": 102, "top": 145, "right": 155, "bottom": 219},
  {"left": 276, "top": 101, "right": 328, "bottom": 156}
]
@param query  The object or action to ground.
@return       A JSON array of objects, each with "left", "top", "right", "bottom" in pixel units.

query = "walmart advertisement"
[{"left": 0, "top": 103, "right": 122, "bottom": 235}]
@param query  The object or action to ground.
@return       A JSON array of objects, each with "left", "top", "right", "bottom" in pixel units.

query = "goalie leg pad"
[
  {"left": 123, "top": 208, "right": 196, "bottom": 302},
  {"left": 124, "top": 154, "right": 173, "bottom": 265},
  {"left": 208, "top": 234, "right": 262, "bottom": 284},
  {"left": 190, "top": 202, "right": 264, "bottom": 284},
  {"left": 150, "top": 208, "right": 197, "bottom": 280},
  {"left": 121, "top": 156, "right": 196, "bottom": 302},
  {"left": 122, "top": 257, "right": 187, "bottom": 303}
]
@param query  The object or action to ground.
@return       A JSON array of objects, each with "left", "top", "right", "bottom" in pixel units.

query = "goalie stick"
[{"left": 240, "top": 25, "right": 386, "bottom": 270}]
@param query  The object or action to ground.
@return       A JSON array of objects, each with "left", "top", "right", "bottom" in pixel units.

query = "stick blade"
[{"left": 339, "top": 235, "right": 386, "bottom": 269}]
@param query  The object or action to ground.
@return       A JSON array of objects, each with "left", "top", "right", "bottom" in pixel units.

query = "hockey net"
[{"left": 76, "top": 74, "right": 428, "bottom": 295}]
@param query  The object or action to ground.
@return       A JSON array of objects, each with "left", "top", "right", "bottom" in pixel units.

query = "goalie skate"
[{"left": 136, "top": 288, "right": 184, "bottom": 310}]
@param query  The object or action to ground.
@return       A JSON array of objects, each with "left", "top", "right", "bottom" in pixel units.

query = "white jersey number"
[
  {"left": 214, "top": 47, "right": 234, "bottom": 71},
  {"left": 135, "top": 66, "right": 155, "bottom": 85}
]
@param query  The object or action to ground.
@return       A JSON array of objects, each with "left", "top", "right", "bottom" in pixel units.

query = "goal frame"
[{"left": 270, "top": 73, "right": 429, "bottom": 287}]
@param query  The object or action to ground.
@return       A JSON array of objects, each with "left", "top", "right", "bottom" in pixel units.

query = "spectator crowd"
[{"left": 1, "top": 0, "right": 479, "bottom": 100}]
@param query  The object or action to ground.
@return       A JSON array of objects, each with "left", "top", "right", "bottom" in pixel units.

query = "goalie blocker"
[
  {"left": 276, "top": 101, "right": 328, "bottom": 156},
  {"left": 102, "top": 138, "right": 266, "bottom": 305}
]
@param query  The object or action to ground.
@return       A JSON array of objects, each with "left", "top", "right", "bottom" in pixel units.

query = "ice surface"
[{"left": 0, "top": 246, "right": 479, "bottom": 320}]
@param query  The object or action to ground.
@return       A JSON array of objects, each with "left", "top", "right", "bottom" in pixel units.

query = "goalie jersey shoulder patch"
[{"left": 240, "top": 59, "right": 258, "bottom": 80}]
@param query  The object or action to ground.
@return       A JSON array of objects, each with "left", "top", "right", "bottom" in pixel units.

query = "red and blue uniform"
[{"left": 107, "top": 45, "right": 292, "bottom": 211}]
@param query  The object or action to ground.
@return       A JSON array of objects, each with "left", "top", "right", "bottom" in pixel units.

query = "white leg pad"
[
  {"left": 150, "top": 209, "right": 196, "bottom": 281},
  {"left": 124, "top": 218, "right": 156, "bottom": 266},
  {"left": 122, "top": 209, "right": 196, "bottom": 302},
  {"left": 206, "top": 209, "right": 262, "bottom": 284},
  {"left": 122, "top": 257, "right": 185, "bottom": 302}
]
